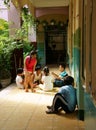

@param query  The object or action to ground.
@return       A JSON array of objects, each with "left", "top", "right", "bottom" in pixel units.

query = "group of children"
[
  {"left": 16, "top": 64, "right": 78, "bottom": 115},
  {"left": 16, "top": 63, "right": 68, "bottom": 92},
  {"left": 15, "top": 49, "right": 78, "bottom": 115}
]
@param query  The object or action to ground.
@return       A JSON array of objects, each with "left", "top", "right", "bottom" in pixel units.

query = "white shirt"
[
  {"left": 16, "top": 75, "right": 24, "bottom": 89},
  {"left": 34, "top": 71, "right": 42, "bottom": 82},
  {"left": 39, "top": 75, "right": 53, "bottom": 91}
]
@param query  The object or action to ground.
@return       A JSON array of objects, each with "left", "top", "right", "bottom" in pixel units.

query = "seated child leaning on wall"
[
  {"left": 16, "top": 68, "right": 24, "bottom": 89},
  {"left": 46, "top": 76, "right": 77, "bottom": 114}
]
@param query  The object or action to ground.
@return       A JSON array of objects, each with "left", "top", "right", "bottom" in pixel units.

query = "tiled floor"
[
  {"left": 0, "top": 83, "right": 84, "bottom": 130},
  {"left": 85, "top": 93, "right": 96, "bottom": 130},
  {"left": 0, "top": 65, "right": 84, "bottom": 130}
]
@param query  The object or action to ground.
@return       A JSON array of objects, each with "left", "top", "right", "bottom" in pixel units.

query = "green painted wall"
[
  {"left": 37, "top": 32, "right": 46, "bottom": 66},
  {"left": 72, "top": 28, "right": 84, "bottom": 120}
]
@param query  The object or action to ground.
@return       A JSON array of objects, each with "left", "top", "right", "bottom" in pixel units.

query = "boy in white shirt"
[{"left": 16, "top": 68, "right": 24, "bottom": 89}]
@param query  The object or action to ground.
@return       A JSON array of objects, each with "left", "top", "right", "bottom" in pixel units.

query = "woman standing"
[{"left": 24, "top": 50, "right": 37, "bottom": 92}]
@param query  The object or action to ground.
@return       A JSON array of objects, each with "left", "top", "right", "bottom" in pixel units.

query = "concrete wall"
[
  {"left": 83, "top": 0, "right": 96, "bottom": 100},
  {"left": 68, "top": 0, "right": 85, "bottom": 120},
  {"left": 0, "top": 1, "right": 8, "bottom": 21},
  {"left": 8, "top": 2, "right": 21, "bottom": 36}
]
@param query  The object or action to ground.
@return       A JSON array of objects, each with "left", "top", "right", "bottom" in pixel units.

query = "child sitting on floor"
[
  {"left": 16, "top": 68, "right": 24, "bottom": 89},
  {"left": 39, "top": 66, "right": 53, "bottom": 91},
  {"left": 46, "top": 76, "right": 77, "bottom": 114},
  {"left": 33, "top": 64, "right": 42, "bottom": 85}
]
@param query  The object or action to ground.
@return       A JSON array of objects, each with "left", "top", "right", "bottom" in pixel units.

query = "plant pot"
[{"left": 0, "top": 78, "right": 11, "bottom": 88}]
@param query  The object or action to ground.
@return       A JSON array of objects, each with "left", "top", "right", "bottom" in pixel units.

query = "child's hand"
[
  {"left": 51, "top": 72, "right": 55, "bottom": 75},
  {"left": 51, "top": 72, "right": 58, "bottom": 78}
]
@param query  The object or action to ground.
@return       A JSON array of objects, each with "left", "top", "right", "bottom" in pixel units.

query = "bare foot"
[
  {"left": 25, "top": 89, "right": 29, "bottom": 92},
  {"left": 33, "top": 83, "right": 37, "bottom": 88},
  {"left": 31, "top": 89, "right": 36, "bottom": 92}
]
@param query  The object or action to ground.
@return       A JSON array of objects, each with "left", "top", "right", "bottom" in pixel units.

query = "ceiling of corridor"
[{"left": 30, "top": 0, "right": 70, "bottom": 7}]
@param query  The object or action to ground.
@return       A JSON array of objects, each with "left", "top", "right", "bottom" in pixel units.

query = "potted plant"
[
  {"left": 0, "top": 37, "right": 24, "bottom": 87},
  {"left": 0, "top": 7, "right": 41, "bottom": 87},
  {"left": 0, "top": 41, "right": 11, "bottom": 87},
  {"left": 0, "top": 19, "right": 11, "bottom": 87},
  {"left": 0, "top": 18, "right": 23, "bottom": 87}
]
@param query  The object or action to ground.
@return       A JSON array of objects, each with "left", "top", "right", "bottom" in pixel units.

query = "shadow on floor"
[{"left": 55, "top": 109, "right": 79, "bottom": 119}]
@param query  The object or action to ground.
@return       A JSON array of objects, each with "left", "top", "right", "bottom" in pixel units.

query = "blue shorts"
[{"left": 54, "top": 79, "right": 64, "bottom": 87}]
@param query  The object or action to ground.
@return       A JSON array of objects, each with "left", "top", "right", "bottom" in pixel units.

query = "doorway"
[{"left": 45, "top": 25, "right": 67, "bottom": 65}]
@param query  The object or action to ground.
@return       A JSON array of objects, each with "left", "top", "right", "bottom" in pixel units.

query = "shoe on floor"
[
  {"left": 47, "top": 106, "right": 52, "bottom": 109},
  {"left": 46, "top": 109, "right": 58, "bottom": 114}
]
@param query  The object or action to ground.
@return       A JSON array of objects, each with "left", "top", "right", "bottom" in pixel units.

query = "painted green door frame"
[
  {"left": 37, "top": 31, "right": 46, "bottom": 66},
  {"left": 72, "top": 27, "right": 84, "bottom": 121}
]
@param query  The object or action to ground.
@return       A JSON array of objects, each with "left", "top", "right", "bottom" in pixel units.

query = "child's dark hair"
[
  {"left": 59, "top": 63, "right": 66, "bottom": 69},
  {"left": 30, "top": 50, "right": 38, "bottom": 56},
  {"left": 43, "top": 66, "right": 49, "bottom": 76},
  {"left": 29, "top": 50, "right": 38, "bottom": 63},
  {"left": 63, "top": 76, "right": 74, "bottom": 85},
  {"left": 35, "top": 64, "right": 41, "bottom": 71},
  {"left": 17, "top": 68, "right": 23, "bottom": 74}
]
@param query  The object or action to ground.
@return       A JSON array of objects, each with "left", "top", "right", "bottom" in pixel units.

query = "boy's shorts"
[{"left": 54, "top": 79, "right": 64, "bottom": 87}]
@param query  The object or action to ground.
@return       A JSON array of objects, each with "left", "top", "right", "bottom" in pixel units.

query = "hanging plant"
[
  {"left": 15, "top": 6, "right": 35, "bottom": 41},
  {"left": 4, "top": 0, "right": 11, "bottom": 7},
  {"left": 4, "top": 0, "right": 19, "bottom": 8},
  {"left": 58, "top": 21, "right": 64, "bottom": 27},
  {"left": 4, "top": 0, "right": 10, "bottom": 5},
  {"left": 41, "top": 20, "right": 48, "bottom": 27},
  {"left": 50, "top": 19, "right": 56, "bottom": 25},
  {"left": 35, "top": 19, "right": 40, "bottom": 26}
]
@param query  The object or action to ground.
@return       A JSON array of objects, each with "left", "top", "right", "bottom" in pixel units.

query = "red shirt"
[{"left": 25, "top": 56, "right": 37, "bottom": 72}]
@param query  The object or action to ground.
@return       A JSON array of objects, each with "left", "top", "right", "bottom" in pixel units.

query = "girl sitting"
[{"left": 39, "top": 66, "right": 53, "bottom": 91}]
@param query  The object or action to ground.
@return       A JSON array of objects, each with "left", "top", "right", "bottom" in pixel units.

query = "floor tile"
[{"left": 0, "top": 82, "right": 84, "bottom": 130}]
